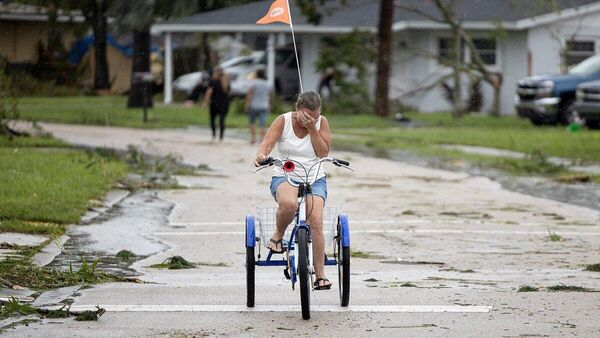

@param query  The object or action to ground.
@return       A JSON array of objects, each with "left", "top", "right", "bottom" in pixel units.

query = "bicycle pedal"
[{"left": 283, "top": 268, "right": 291, "bottom": 280}]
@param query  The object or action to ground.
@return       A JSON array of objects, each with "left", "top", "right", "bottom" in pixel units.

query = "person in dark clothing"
[
  {"left": 202, "top": 67, "right": 230, "bottom": 141},
  {"left": 318, "top": 67, "right": 335, "bottom": 99}
]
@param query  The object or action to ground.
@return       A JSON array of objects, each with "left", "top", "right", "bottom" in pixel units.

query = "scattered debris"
[
  {"left": 518, "top": 285, "right": 539, "bottom": 292},
  {"left": 115, "top": 250, "right": 136, "bottom": 261},
  {"left": 381, "top": 259, "right": 444, "bottom": 266},
  {"left": 381, "top": 324, "right": 437, "bottom": 329},
  {"left": 43, "top": 305, "right": 71, "bottom": 319},
  {"left": 547, "top": 229, "right": 563, "bottom": 242},
  {"left": 149, "top": 256, "right": 195, "bottom": 269},
  {"left": 440, "top": 268, "right": 475, "bottom": 273},
  {"left": 363, "top": 278, "right": 380, "bottom": 282},
  {"left": 399, "top": 282, "right": 417, "bottom": 287},
  {"left": 0, "top": 297, "right": 37, "bottom": 318},
  {"left": 546, "top": 284, "right": 591, "bottom": 292},
  {"left": 542, "top": 212, "right": 566, "bottom": 221},
  {"left": 553, "top": 175, "right": 591, "bottom": 184},
  {"left": 584, "top": 264, "right": 600, "bottom": 272},
  {"left": 350, "top": 250, "right": 385, "bottom": 259},
  {"left": 0, "top": 256, "right": 122, "bottom": 290},
  {"left": 74, "top": 306, "right": 105, "bottom": 321},
  {"left": 353, "top": 183, "right": 391, "bottom": 189},
  {"left": 195, "top": 262, "right": 229, "bottom": 267}
]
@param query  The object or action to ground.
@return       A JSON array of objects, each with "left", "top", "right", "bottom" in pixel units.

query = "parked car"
[
  {"left": 226, "top": 46, "right": 300, "bottom": 98},
  {"left": 172, "top": 53, "right": 263, "bottom": 100},
  {"left": 574, "top": 80, "right": 600, "bottom": 129},
  {"left": 514, "top": 54, "right": 600, "bottom": 125},
  {"left": 173, "top": 46, "right": 300, "bottom": 101},
  {"left": 172, "top": 71, "right": 208, "bottom": 97}
]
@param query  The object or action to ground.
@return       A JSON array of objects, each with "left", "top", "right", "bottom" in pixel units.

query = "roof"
[
  {"left": 0, "top": 3, "right": 84, "bottom": 23},
  {"left": 152, "top": 0, "right": 600, "bottom": 34}
]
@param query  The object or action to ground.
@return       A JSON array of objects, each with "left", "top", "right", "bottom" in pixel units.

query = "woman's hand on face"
[
  {"left": 254, "top": 153, "right": 267, "bottom": 167},
  {"left": 298, "top": 110, "right": 317, "bottom": 130}
]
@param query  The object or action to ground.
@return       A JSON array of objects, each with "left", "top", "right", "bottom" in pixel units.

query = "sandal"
[
  {"left": 268, "top": 238, "right": 286, "bottom": 254},
  {"left": 314, "top": 278, "right": 332, "bottom": 290}
]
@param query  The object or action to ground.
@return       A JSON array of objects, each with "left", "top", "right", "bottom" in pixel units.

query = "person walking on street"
[
  {"left": 245, "top": 69, "right": 272, "bottom": 144},
  {"left": 318, "top": 67, "right": 335, "bottom": 99},
  {"left": 202, "top": 67, "right": 230, "bottom": 141}
]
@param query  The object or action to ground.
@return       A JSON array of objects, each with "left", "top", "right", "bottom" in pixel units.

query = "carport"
[{"left": 150, "top": 1, "right": 373, "bottom": 104}]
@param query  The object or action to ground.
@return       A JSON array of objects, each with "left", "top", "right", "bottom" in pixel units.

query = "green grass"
[
  {"left": 342, "top": 112, "right": 600, "bottom": 163},
  {"left": 17, "top": 96, "right": 398, "bottom": 130},
  {"left": 15, "top": 96, "right": 600, "bottom": 176},
  {"left": 0, "top": 255, "right": 123, "bottom": 290},
  {"left": 0, "top": 135, "right": 126, "bottom": 232}
]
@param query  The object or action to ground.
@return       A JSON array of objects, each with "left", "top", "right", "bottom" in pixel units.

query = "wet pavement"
[{"left": 4, "top": 122, "right": 600, "bottom": 337}]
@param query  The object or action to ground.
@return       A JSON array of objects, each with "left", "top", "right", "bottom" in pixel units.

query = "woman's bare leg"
[
  {"left": 269, "top": 183, "right": 298, "bottom": 251},
  {"left": 306, "top": 195, "right": 329, "bottom": 287}
]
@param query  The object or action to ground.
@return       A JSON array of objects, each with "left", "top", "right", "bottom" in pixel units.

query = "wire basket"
[{"left": 255, "top": 206, "right": 340, "bottom": 249}]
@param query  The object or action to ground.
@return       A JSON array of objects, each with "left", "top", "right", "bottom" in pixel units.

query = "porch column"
[
  {"left": 267, "top": 33, "right": 275, "bottom": 90},
  {"left": 164, "top": 32, "right": 173, "bottom": 104}
]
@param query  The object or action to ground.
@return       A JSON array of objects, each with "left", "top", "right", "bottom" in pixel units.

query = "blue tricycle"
[{"left": 246, "top": 157, "right": 352, "bottom": 319}]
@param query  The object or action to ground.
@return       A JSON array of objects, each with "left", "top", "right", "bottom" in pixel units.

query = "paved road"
[{"left": 9, "top": 123, "right": 600, "bottom": 337}]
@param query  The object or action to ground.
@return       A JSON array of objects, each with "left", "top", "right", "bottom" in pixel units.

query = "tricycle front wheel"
[{"left": 337, "top": 214, "right": 350, "bottom": 307}]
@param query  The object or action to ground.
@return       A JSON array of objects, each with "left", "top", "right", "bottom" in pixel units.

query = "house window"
[
  {"left": 438, "top": 37, "right": 464, "bottom": 64},
  {"left": 472, "top": 38, "right": 496, "bottom": 65},
  {"left": 566, "top": 40, "right": 595, "bottom": 67}
]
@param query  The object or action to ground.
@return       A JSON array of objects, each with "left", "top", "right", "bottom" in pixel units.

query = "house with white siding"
[{"left": 152, "top": 0, "right": 600, "bottom": 115}]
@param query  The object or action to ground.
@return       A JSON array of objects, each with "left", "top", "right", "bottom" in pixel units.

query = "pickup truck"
[
  {"left": 574, "top": 80, "right": 600, "bottom": 129},
  {"left": 514, "top": 55, "right": 600, "bottom": 125}
]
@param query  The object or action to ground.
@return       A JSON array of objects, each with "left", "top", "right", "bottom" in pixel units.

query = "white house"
[{"left": 152, "top": 0, "right": 600, "bottom": 115}]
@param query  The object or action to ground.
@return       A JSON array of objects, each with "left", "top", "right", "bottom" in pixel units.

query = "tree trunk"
[
  {"left": 451, "top": 29, "right": 464, "bottom": 118},
  {"left": 490, "top": 73, "right": 503, "bottom": 117},
  {"left": 92, "top": 0, "right": 110, "bottom": 91},
  {"left": 201, "top": 33, "right": 211, "bottom": 70},
  {"left": 375, "top": 0, "right": 393, "bottom": 117},
  {"left": 127, "top": 28, "right": 153, "bottom": 108}
]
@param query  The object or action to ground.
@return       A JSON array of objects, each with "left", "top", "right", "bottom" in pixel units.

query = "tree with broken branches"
[
  {"left": 297, "top": 0, "right": 393, "bottom": 116},
  {"left": 396, "top": 0, "right": 504, "bottom": 117}
]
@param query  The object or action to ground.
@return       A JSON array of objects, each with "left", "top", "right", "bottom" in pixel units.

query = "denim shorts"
[
  {"left": 248, "top": 108, "right": 268, "bottom": 128},
  {"left": 270, "top": 176, "right": 327, "bottom": 201}
]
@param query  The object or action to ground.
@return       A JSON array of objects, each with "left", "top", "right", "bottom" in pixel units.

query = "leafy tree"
[
  {"left": 296, "top": 0, "right": 392, "bottom": 116},
  {"left": 397, "top": 0, "right": 504, "bottom": 117},
  {"left": 317, "top": 31, "right": 375, "bottom": 115}
]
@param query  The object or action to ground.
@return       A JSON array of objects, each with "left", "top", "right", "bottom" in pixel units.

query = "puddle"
[{"left": 46, "top": 190, "right": 173, "bottom": 277}]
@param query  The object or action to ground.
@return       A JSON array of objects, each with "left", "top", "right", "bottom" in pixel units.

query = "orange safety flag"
[{"left": 256, "top": 0, "right": 290, "bottom": 25}]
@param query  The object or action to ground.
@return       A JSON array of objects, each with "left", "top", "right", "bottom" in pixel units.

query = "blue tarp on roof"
[{"left": 69, "top": 35, "right": 133, "bottom": 64}]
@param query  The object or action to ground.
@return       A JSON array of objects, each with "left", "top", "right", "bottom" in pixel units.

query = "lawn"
[
  {"left": 340, "top": 112, "right": 600, "bottom": 163},
  {"left": 15, "top": 95, "right": 600, "bottom": 165},
  {"left": 0, "top": 135, "right": 126, "bottom": 234},
  {"left": 17, "top": 95, "right": 392, "bottom": 130}
]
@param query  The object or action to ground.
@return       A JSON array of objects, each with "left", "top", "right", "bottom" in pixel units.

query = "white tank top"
[{"left": 273, "top": 112, "right": 326, "bottom": 181}]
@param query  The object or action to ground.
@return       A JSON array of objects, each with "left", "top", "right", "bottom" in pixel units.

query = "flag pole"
[{"left": 285, "top": 0, "right": 304, "bottom": 93}]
